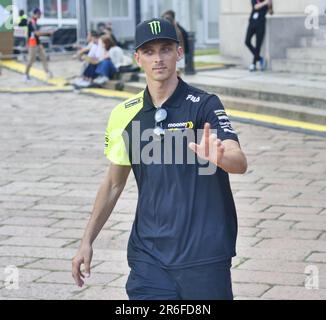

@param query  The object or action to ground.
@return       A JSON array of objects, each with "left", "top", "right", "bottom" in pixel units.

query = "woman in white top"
[
  {"left": 77, "top": 35, "right": 129, "bottom": 87},
  {"left": 93, "top": 36, "right": 126, "bottom": 85}
]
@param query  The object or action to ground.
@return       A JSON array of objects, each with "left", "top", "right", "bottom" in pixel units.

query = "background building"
[
  {"left": 12, "top": 0, "right": 220, "bottom": 47},
  {"left": 220, "top": 0, "right": 326, "bottom": 66},
  {"left": 12, "top": 0, "right": 326, "bottom": 68},
  {"left": 13, "top": 0, "right": 78, "bottom": 26},
  {"left": 139, "top": 0, "right": 219, "bottom": 46}
]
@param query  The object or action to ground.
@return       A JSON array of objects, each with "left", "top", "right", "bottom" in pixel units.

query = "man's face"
[{"left": 135, "top": 40, "right": 183, "bottom": 82}]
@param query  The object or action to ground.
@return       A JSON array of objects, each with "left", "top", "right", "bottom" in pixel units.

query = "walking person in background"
[
  {"left": 25, "top": 8, "right": 53, "bottom": 81},
  {"left": 245, "top": 0, "right": 273, "bottom": 72}
]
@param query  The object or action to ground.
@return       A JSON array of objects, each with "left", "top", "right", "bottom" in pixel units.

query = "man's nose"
[{"left": 154, "top": 52, "right": 163, "bottom": 63}]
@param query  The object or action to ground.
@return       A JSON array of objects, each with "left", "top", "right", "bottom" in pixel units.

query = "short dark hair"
[{"left": 19, "top": 9, "right": 25, "bottom": 16}]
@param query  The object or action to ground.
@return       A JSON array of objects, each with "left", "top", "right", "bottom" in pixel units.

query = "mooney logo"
[
  {"left": 148, "top": 21, "right": 161, "bottom": 35},
  {"left": 168, "top": 122, "right": 194, "bottom": 130}
]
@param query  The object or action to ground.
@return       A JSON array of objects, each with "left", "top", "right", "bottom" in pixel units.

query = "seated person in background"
[
  {"left": 104, "top": 22, "right": 122, "bottom": 47},
  {"left": 96, "top": 21, "right": 121, "bottom": 46},
  {"left": 74, "top": 31, "right": 103, "bottom": 86},
  {"left": 74, "top": 30, "right": 99, "bottom": 60},
  {"left": 93, "top": 36, "right": 125, "bottom": 85},
  {"left": 76, "top": 35, "right": 123, "bottom": 87}
]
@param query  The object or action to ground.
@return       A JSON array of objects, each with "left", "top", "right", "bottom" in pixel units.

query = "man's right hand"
[
  {"left": 71, "top": 164, "right": 131, "bottom": 287},
  {"left": 72, "top": 243, "right": 93, "bottom": 287}
]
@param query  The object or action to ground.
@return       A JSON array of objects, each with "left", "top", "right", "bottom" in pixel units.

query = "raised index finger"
[{"left": 204, "top": 123, "right": 211, "bottom": 157}]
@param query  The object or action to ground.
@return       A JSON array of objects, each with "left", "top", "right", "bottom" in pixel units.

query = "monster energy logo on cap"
[
  {"left": 135, "top": 18, "right": 178, "bottom": 50},
  {"left": 148, "top": 20, "right": 161, "bottom": 35}
]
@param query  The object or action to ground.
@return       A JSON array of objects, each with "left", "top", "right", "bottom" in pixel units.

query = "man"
[
  {"left": 245, "top": 0, "right": 273, "bottom": 72},
  {"left": 25, "top": 8, "right": 53, "bottom": 81},
  {"left": 17, "top": 9, "right": 28, "bottom": 27},
  {"left": 72, "top": 18, "right": 247, "bottom": 300}
]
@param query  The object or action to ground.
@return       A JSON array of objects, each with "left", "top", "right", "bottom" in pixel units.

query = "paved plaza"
[{"left": 0, "top": 68, "right": 326, "bottom": 300}]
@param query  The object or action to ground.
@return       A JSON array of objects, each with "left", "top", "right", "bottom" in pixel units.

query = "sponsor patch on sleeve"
[
  {"left": 125, "top": 98, "right": 143, "bottom": 109},
  {"left": 214, "top": 109, "right": 236, "bottom": 134}
]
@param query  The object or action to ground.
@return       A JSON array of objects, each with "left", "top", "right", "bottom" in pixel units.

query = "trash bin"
[{"left": 185, "top": 31, "right": 196, "bottom": 75}]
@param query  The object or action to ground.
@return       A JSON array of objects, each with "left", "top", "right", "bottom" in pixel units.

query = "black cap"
[{"left": 135, "top": 18, "right": 179, "bottom": 50}]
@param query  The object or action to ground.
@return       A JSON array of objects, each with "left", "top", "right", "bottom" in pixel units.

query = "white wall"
[
  {"left": 221, "top": 0, "right": 326, "bottom": 15},
  {"left": 220, "top": 0, "right": 326, "bottom": 64},
  {"left": 87, "top": 0, "right": 135, "bottom": 41}
]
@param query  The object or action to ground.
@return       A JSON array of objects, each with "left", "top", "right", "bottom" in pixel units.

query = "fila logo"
[
  {"left": 148, "top": 21, "right": 161, "bottom": 35},
  {"left": 186, "top": 95, "right": 201, "bottom": 103}
]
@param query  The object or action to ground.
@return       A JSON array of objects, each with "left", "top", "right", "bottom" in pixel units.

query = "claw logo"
[{"left": 148, "top": 21, "right": 161, "bottom": 35}]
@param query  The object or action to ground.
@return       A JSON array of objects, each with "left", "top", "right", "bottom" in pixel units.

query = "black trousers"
[
  {"left": 126, "top": 259, "right": 233, "bottom": 300},
  {"left": 245, "top": 21, "right": 266, "bottom": 64}
]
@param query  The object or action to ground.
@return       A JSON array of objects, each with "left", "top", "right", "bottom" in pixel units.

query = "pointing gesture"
[{"left": 189, "top": 123, "right": 225, "bottom": 166}]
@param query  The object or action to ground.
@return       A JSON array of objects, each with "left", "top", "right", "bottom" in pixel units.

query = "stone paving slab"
[
  {"left": 0, "top": 86, "right": 325, "bottom": 300},
  {"left": 0, "top": 68, "right": 46, "bottom": 89}
]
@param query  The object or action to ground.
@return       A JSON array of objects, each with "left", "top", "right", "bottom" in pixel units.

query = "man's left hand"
[{"left": 189, "top": 123, "right": 225, "bottom": 166}]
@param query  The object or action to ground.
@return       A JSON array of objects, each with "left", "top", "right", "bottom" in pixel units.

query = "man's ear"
[
  {"left": 134, "top": 52, "right": 142, "bottom": 67},
  {"left": 177, "top": 46, "right": 184, "bottom": 61}
]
